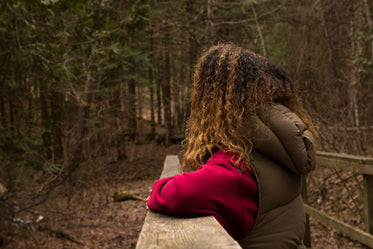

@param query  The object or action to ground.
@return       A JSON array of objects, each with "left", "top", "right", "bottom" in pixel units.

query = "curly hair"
[{"left": 182, "top": 43, "right": 317, "bottom": 172}]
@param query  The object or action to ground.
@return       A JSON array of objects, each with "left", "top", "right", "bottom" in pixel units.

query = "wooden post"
[
  {"left": 301, "top": 176, "right": 311, "bottom": 248},
  {"left": 363, "top": 175, "right": 373, "bottom": 234}
]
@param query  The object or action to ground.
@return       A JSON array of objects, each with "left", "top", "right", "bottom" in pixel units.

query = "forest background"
[{"left": 0, "top": 0, "right": 372, "bottom": 248}]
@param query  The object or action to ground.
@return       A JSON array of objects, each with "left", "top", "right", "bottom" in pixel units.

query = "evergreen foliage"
[{"left": 0, "top": 0, "right": 372, "bottom": 190}]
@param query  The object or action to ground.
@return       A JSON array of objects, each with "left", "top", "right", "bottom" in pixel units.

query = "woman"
[{"left": 147, "top": 43, "right": 317, "bottom": 249}]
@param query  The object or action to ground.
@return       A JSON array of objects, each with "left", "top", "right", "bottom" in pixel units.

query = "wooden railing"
[
  {"left": 136, "top": 152, "right": 373, "bottom": 248},
  {"left": 303, "top": 151, "right": 373, "bottom": 248},
  {"left": 136, "top": 155, "right": 242, "bottom": 249}
]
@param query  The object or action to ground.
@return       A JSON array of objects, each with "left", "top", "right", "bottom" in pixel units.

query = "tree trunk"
[
  {"left": 157, "top": 53, "right": 163, "bottom": 125},
  {"left": 8, "top": 97, "right": 16, "bottom": 137},
  {"left": 50, "top": 89, "right": 63, "bottom": 160},
  {"left": 349, "top": 1, "right": 363, "bottom": 152},
  {"left": 186, "top": 0, "right": 198, "bottom": 126},
  {"left": 27, "top": 82, "right": 33, "bottom": 135},
  {"left": 127, "top": 79, "right": 137, "bottom": 140},
  {"left": 60, "top": 74, "right": 95, "bottom": 180},
  {"left": 110, "top": 82, "right": 126, "bottom": 161},
  {"left": 40, "top": 86, "right": 52, "bottom": 158},
  {"left": 149, "top": 31, "right": 156, "bottom": 138},
  {"left": 252, "top": 4, "right": 266, "bottom": 57},
  {"left": 137, "top": 86, "right": 143, "bottom": 120},
  {"left": 205, "top": 0, "right": 214, "bottom": 46},
  {"left": 0, "top": 94, "right": 7, "bottom": 130},
  {"left": 363, "top": 0, "right": 373, "bottom": 56},
  {"left": 149, "top": 84, "right": 156, "bottom": 135},
  {"left": 117, "top": 111, "right": 127, "bottom": 161},
  {"left": 173, "top": 49, "right": 185, "bottom": 135},
  {"left": 162, "top": 31, "right": 172, "bottom": 145}
]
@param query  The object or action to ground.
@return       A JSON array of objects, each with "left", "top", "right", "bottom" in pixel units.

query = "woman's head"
[{"left": 182, "top": 43, "right": 316, "bottom": 171}]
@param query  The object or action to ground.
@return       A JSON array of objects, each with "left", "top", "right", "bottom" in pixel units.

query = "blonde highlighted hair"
[{"left": 182, "top": 43, "right": 317, "bottom": 172}]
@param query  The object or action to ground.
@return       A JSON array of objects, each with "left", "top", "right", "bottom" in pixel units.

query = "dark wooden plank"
[
  {"left": 316, "top": 151, "right": 373, "bottom": 175},
  {"left": 304, "top": 204, "right": 373, "bottom": 248},
  {"left": 136, "top": 155, "right": 242, "bottom": 249}
]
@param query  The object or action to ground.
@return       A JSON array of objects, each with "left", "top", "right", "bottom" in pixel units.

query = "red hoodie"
[{"left": 147, "top": 150, "right": 258, "bottom": 240}]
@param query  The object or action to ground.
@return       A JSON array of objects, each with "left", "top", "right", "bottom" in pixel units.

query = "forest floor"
[{"left": 0, "top": 142, "right": 370, "bottom": 249}]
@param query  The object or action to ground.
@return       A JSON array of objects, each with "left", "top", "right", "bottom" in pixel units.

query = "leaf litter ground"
[{"left": 0, "top": 143, "right": 369, "bottom": 249}]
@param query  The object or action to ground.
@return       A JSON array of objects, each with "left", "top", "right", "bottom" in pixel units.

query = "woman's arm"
[{"left": 146, "top": 153, "right": 258, "bottom": 240}]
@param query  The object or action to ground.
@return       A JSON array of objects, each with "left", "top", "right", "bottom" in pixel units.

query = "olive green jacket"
[{"left": 239, "top": 103, "right": 316, "bottom": 249}]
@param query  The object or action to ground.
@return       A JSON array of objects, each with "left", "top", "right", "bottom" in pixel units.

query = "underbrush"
[{"left": 0, "top": 142, "right": 182, "bottom": 249}]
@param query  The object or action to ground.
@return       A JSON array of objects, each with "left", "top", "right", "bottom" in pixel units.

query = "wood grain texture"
[
  {"left": 160, "top": 155, "right": 182, "bottom": 178},
  {"left": 136, "top": 212, "right": 241, "bottom": 249},
  {"left": 136, "top": 155, "right": 242, "bottom": 249}
]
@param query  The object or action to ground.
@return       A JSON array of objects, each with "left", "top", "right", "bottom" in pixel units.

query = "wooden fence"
[
  {"left": 136, "top": 152, "right": 373, "bottom": 248},
  {"left": 303, "top": 151, "right": 373, "bottom": 248}
]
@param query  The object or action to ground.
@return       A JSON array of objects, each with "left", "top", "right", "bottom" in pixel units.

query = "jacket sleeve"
[
  {"left": 146, "top": 165, "right": 226, "bottom": 217},
  {"left": 146, "top": 160, "right": 258, "bottom": 240}
]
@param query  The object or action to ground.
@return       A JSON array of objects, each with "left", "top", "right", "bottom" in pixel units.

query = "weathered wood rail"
[
  {"left": 304, "top": 151, "right": 373, "bottom": 248},
  {"left": 136, "top": 155, "right": 242, "bottom": 249},
  {"left": 136, "top": 152, "right": 373, "bottom": 248}
]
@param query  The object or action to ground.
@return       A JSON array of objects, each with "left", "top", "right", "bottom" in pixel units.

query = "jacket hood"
[{"left": 251, "top": 103, "right": 316, "bottom": 175}]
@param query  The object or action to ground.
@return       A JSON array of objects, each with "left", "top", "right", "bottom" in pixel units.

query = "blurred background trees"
[{"left": 0, "top": 0, "right": 372, "bottom": 190}]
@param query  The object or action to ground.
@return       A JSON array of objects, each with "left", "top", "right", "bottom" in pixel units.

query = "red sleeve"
[
  {"left": 147, "top": 165, "right": 230, "bottom": 217},
  {"left": 146, "top": 154, "right": 258, "bottom": 240}
]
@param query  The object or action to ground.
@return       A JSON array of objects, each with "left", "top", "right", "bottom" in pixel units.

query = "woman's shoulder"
[{"left": 203, "top": 150, "right": 253, "bottom": 177}]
